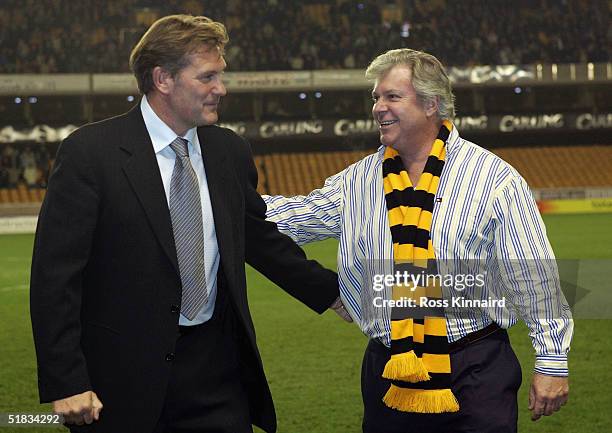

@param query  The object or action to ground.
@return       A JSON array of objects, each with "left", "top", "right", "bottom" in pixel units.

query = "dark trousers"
[
  {"left": 362, "top": 329, "right": 522, "bottom": 433},
  {"left": 154, "top": 282, "right": 253, "bottom": 433}
]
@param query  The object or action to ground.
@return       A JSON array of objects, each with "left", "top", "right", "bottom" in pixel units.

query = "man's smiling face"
[{"left": 371, "top": 65, "right": 431, "bottom": 152}]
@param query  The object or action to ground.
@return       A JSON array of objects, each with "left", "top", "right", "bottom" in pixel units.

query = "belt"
[
  {"left": 371, "top": 322, "right": 503, "bottom": 352},
  {"left": 448, "top": 322, "right": 502, "bottom": 352}
]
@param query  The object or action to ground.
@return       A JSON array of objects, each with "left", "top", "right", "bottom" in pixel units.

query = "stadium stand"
[
  {"left": 0, "top": 0, "right": 609, "bottom": 73},
  {"left": 495, "top": 145, "right": 612, "bottom": 189},
  {"left": 0, "top": 187, "right": 44, "bottom": 204},
  {"left": 261, "top": 150, "right": 363, "bottom": 196},
  {"left": 1, "top": 145, "right": 611, "bottom": 203},
  {"left": 0, "top": 1, "right": 609, "bottom": 209},
  {"left": 255, "top": 145, "right": 612, "bottom": 197}
]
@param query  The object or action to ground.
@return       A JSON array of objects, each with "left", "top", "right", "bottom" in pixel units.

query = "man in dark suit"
[{"left": 30, "top": 15, "right": 343, "bottom": 433}]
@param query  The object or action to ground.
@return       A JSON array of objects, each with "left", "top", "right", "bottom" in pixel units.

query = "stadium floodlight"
[
  {"left": 14, "top": 97, "right": 22, "bottom": 104},
  {"left": 28, "top": 96, "right": 38, "bottom": 103},
  {"left": 314, "top": 92, "right": 322, "bottom": 99},
  {"left": 514, "top": 87, "right": 522, "bottom": 94},
  {"left": 298, "top": 92, "right": 307, "bottom": 100}
]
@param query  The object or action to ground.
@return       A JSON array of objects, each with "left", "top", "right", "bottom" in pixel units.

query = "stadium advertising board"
[
  {"left": 0, "top": 125, "right": 78, "bottom": 143},
  {"left": 229, "top": 112, "right": 612, "bottom": 137},
  {"left": 2, "top": 112, "right": 608, "bottom": 143},
  {"left": 538, "top": 198, "right": 612, "bottom": 214},
  {"left": 0, "top": 74, "right": 89, "bottom": 95},
  {"left": 2, "top": 63, "right": 608, "bottom": 94},
  {"left": 210, "top": 71, "right": 312, "bottom": 92},
  {"left": 0, "top": 216, "right": 38, "bottom": 234},
  {"left": 222, "top": 112, "right": 612, "bottom": 138}
]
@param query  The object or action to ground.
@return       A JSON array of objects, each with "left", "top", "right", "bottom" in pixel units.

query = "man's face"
[
  {"left": 165, "top": 47, "right": 227, "bottom": 133},
  {"left": 371, "top": 65, "right": 432, "bottom": 151}
]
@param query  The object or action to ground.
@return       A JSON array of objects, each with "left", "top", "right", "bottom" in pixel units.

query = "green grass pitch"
[{"left": 0, "top": 213, "right": 611, "bottom": 432}]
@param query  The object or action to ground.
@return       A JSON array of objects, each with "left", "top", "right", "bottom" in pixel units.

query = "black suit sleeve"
[
  {"left": 240, "top": 140, "right": 339, "bottom": 313},
  {"left": 30, "top": 133, "right": 98, "bottom": 402}
]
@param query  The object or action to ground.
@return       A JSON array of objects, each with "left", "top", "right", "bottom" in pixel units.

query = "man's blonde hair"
[
  {"left": 130, "top": 14, "right": 229, "bottom": 94},
  {"left": 365, "top": 48, "right": 455, "bottom": 119}
]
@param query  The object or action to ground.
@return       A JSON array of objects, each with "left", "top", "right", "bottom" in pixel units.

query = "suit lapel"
[
  {"left": 117, "top": 109, "right": 238, "bottom": 286},
  {"left": 198, "top": 126, "right": 237, "bottom": 285},
  {"left": 120, "top": 106, "right": 179, "bottom": 274}
]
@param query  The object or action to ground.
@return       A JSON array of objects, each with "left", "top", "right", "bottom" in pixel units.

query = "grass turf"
[{"left": 0, "top": 213, "right": 610, "bottom": 432}]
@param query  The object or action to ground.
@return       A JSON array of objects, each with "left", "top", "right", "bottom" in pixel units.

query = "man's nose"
[
  {"left": 373, "top": 99, "right": 386, "bottom": 114},
  {"left": 216, "top": 79, "right": 227, "bottom": 97}
]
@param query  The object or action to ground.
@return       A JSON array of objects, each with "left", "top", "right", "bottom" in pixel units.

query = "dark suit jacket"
[{"left": 30, "top": 105, "right": 339, "bottom": 433}]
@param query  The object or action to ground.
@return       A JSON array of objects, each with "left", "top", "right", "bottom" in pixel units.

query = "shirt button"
[
  {"left": 170, "top": 305, "right": 180, "bottom": 314},
  {"left": 165, "top": 353, "right": 175, "bottom": 362}
]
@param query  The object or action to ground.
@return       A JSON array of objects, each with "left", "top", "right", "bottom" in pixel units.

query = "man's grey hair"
[{"left": 365, "top": 48, "right": 455, "bottom": 120}]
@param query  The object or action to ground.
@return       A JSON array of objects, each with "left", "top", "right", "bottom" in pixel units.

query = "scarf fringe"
[
  {"left": 382, "top": 351, "right": 430, "bottom": 382},
  {"left": 383, "top": 385, "right": 460, "bottom": 413}
]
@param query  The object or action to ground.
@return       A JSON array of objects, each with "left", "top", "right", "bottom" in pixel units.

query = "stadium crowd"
[
  {"left": 0, "top": 143, "right": 50, "bottom": 188},
  {"left": 0, "top": 0, "right": 609, "bottom": 73}
]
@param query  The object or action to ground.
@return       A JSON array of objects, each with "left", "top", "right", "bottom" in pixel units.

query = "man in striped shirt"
[{"left": 263, "top": 49, "right": 573, "bottom": 433}]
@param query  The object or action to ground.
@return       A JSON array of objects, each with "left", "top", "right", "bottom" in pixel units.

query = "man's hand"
[
  {"left": 53, "top": 391, "right": 103, "bottom": 425},
  {"left": 330, "top": 297, "right": 353, "bottom": 322},
  {"left": 528, "top": 373, "right": 568, "bottom": 421}
]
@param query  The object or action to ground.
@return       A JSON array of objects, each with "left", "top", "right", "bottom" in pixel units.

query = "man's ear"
[
  {"left": 151, "top": 66, "right": 173, "bottom": 95},
  {"left": 424, "top": 96, "right": 439, "bottom": 117}
]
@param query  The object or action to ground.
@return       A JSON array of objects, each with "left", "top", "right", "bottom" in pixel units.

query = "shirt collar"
[
  {"left": 445, "top": 121, "right": 461, "bottom": 157},
  {"left": 140, "top": 95, "right": 200, "bottom": 155}
]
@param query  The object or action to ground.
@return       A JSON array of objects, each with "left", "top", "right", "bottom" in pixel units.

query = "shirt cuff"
[{"left": 534, "top": 354, "right": 568, "bottom": 376}]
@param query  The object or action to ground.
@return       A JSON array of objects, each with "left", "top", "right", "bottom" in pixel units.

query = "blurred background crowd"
[
  {"left": 0, "top": 0, "right": 610, "bottom": 196},
  {"left": 0, "top": 144, "right": 49, "bottom": 188},
  {"left": 1, "top": 0, "right": 609, "bottom": 74}
]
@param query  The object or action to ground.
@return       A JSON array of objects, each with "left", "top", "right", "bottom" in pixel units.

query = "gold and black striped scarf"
[{"left": 381, "top": 120, "right": 459, "bottom": 413}]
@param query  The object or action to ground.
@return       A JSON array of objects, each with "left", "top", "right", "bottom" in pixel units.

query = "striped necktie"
[{"left": 168, "top": 137, "right": 207, "bottom": 320}]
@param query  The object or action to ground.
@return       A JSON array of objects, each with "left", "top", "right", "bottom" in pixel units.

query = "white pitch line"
[
  {"left": 0, "top": 284, "right": 29, "bottom": 292},
  {"left": 2, "top": 257, "right": 30, "bottom": 262}
]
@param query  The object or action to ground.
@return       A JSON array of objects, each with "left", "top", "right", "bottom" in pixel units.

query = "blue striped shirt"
[{"left": 263, "top": 125, "right": 573, "bottom": 376}]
